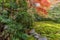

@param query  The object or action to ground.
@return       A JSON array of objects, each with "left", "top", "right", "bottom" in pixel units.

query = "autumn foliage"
[{"left": 27, "top": 0, "right": 51, "bottom": 15}]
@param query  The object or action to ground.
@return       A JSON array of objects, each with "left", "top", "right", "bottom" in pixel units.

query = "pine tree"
[{"left": 0, "top": 0, "right": 34, "bottom": 40}]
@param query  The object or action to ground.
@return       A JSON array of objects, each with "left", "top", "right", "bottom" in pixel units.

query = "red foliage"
[
  {"left": 27, "top": 0, "right": 51, "bottom": 15},
  {"left": 40, "top": 0, "right": 51, "bottom": 7},
  {"left": 36, "top": 7, "right": 48, "bottom": 15}
]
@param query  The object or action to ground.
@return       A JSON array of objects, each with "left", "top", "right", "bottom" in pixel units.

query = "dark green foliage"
[
  {"left": 48, "top": 5, "right": 60, "bottom": 23},
  {"left": 0, "top": 0, "right": 34, "bottom": 40}
]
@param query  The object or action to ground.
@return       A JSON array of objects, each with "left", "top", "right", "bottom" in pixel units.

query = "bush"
[{"left": 0, "top": 0, "right": 34, "bottom": 40}]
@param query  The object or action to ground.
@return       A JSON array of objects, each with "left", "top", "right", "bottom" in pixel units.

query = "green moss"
[
  {"left": 33, "top": 21, "right": 60, "bottom": 40},
  {"left": 27, "top": 36, "right": 36, "bottom": 40}
]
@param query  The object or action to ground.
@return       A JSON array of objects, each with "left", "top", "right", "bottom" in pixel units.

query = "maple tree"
[{"left": 27, "top": 0, "right": 51, "bottom": 15}]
